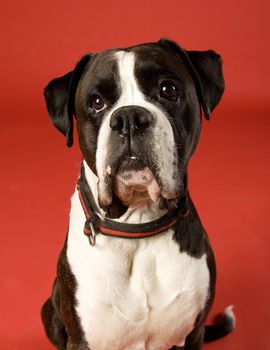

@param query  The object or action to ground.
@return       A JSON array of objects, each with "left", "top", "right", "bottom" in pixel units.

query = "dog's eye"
[
  {"left": 89, "top": 95, "right": 106, "bottom": 112},
  {"left": 160, "top": 81, "right": 179, "bottom": 101}
]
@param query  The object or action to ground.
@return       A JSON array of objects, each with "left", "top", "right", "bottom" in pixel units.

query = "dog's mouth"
[
  {"left": 113, "top": 158, "right": 160, "bottom": 206},
  {"left": 98, "top": 155, "right": 181, "bottom": 213}
]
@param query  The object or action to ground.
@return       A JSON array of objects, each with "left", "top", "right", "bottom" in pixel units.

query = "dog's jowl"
[{"left": 41, "top": 39, "right": 235, "bottom": 350}]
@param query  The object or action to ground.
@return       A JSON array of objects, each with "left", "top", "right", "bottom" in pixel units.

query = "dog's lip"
[
  {"left": 112, "top": 158, "right": 180, "bottom": 207},
  {"left": 113, "top": 166, "right": 160, "bottom": 206},
  {"left": 115, "top": 157, "right": 179, "bottom": 196},
  {"left": 116, "top": 157, "right": 147, "bottom": 175},
  {"left": 98, "top": 154, "right": 181, "bottom": 210},
  {"left": 116, "top": 166, "right": 155, "bottom": 187}
]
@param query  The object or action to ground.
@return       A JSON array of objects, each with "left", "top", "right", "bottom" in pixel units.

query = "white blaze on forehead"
[
  {"left": 96, "top": 50, "right": 179, "bottom": 207},
  {"left": 115, "top": 51, "right": 145, "bottom": 105}
]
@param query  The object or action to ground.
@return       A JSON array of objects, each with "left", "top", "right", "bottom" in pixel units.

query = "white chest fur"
[{"left": 67, "top": 190, "right": 210, "bottom": 350}]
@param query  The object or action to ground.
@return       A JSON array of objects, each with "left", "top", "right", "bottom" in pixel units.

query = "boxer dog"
[{"left": 41, "top": 39, "right": 235, "bottom": 350}]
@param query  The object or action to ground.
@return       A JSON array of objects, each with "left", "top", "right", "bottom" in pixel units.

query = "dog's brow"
[
  {"left": 139, "top": 65, "right": 172, "bottom": 75},
  {"left": 90, "top": 78, "right": 117, "bottom": 96},
  {"left": 135, "top": 63, "right": 182, "bottom": 83}
]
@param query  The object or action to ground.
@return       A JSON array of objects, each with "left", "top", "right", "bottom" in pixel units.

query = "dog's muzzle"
[{"left": 97, "top": 105, "right": 181, "bottom": 212}]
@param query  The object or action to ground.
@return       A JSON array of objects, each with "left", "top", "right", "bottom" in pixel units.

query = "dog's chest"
[{"left": 67, "top": 193, "right": 210, "bottom": 350}]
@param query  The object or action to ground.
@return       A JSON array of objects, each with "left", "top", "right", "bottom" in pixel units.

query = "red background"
[{"left": 1, "top": 0, "right": 269, "bottom": 349}]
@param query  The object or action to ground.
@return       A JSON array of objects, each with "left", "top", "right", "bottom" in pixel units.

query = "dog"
[{"left": 41, "top": 39, "right": 235, "bottom": 350}]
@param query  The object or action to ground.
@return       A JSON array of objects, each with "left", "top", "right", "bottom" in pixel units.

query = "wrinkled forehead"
[
  {"left": 80, "top": 44, "right": 190, "bottom": 88},
  {"left": 79, "top": 50, "right": 119, "bottom": 91},
  {"left": 131, "top": 44, "right": 186, "bottom": 76}
]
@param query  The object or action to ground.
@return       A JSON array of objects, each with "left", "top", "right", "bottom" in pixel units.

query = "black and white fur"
[{"left": 42, "top": 39, "right": 235, "bottom": 350}]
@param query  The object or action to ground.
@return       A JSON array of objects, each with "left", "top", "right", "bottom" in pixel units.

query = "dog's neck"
[{"left": 83, "top": 160, "right": 167, "bottom": 224}]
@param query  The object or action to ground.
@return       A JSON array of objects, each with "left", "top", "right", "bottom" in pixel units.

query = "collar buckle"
[{"left": 84, "top": 219, "right": 96, "bottom": 246}]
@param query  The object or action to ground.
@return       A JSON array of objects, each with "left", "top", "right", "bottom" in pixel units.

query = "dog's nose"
[{"left": 110, "top": 106, "right": 154, "bottom": 136}]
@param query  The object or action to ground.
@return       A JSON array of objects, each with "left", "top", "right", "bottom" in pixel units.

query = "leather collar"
[{"left": 77, "top": 163, "right": 190, "bottom": 246}]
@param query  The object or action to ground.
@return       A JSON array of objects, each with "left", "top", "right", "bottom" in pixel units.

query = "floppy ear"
[
  {"left": 158, "top": 39, "right": 224, "bottom": 120},
  {"left": 44, "top": 54, "right": 91, "bottom": 147}
]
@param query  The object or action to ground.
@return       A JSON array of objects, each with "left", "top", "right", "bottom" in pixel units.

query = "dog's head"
[{"left": 44, "top": 39, "right": 224, "bottom": 218}]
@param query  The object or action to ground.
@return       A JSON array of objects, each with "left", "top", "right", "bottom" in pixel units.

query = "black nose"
[{"left": 110, "top": 106, "right": 154, "bottom": 136}]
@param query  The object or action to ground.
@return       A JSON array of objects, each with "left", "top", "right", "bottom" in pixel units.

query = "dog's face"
[{"left": 45, "top": 39, "right": 224, "bottom": 218}]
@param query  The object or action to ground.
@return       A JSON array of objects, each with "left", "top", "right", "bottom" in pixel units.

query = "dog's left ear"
[
  {"left": 44, "top": 54, "right": 91, "bottom": 147},
  {"left": 158, "top": 39, "right": 225, "bottom": 119}
]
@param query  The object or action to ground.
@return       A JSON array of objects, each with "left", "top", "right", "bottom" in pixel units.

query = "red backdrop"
[{"left": 0, "top": 0, "right": 269, "bottom": 349}]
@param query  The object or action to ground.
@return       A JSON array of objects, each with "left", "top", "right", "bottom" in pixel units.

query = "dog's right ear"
[{"left": 44, "top": 54, "right": 91, "bottom": 147}]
